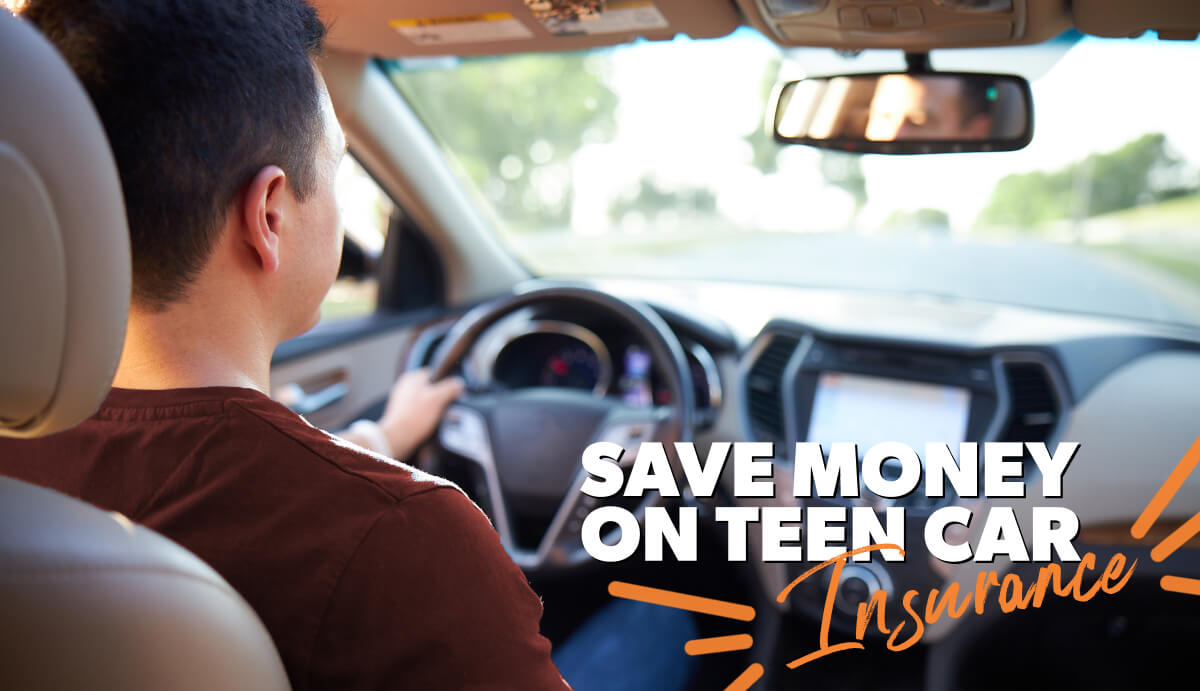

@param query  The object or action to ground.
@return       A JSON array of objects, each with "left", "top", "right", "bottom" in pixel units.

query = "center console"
[{"left": 740, "top": 324, "right": 1068, "bottom": 629}]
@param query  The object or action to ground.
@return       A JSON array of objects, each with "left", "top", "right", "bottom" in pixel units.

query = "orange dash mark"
[
  {"left": 608, "top": 581, "right": 756, "bottom": 622},
  {"left": 1132, "top": 434, "right": 1200, "bottom": 540},
  {"left": 724, "top": 663, "right": 764, "bottom": 691},
  {"left": 685, "top": 634, "right": 754, "bottom": 656},
  {"left": 1150, "top": 510, "right": 1200, "bottom": 563},
  {"left": 1161, "top": 575, "right": 1200, "bottom": 597}
]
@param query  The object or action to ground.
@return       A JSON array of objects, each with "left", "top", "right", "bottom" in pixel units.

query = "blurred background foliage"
[
  {"left": 977, "top": 133, "right": 1198, "bottom": 229},
  {"left": 389, "top": 54, "right": 617, "bottom": 231}
]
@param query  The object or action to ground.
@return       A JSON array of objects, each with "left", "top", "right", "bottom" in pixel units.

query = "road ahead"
[{"left": 525, "top": 230, "right": 1200, "bottom": 327}]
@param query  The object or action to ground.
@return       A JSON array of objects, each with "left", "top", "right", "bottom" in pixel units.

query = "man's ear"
[{"left": 241, "top": 165, "right": 289, "bottom": 273}]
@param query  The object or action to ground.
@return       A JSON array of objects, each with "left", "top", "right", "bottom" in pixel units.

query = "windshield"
[{"left": 385, "top": 31, "right": 1200, "bottom": 329}]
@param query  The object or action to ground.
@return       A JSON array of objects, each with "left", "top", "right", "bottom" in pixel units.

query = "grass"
[
  {"left": 1089, "top": 194, "right": 1200, "bottom": 228},
  {"left": 1098, "top": 243, "right": 1200, "bottom": 290},
  {"left": 1085, "top": 194, "right": 1200, "bottom": 291}
]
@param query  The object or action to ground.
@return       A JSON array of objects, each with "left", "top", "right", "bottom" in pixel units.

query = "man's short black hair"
[{"left": 23, "top": 0, "right": 327, "bottom": 309}]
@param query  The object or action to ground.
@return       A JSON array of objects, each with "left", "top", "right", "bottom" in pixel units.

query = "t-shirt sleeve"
[{"left": 306, "top": 487, "right": 570, "bottom": 690}]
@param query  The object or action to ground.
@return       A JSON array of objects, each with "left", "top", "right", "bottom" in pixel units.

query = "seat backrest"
[{"left": 0, "top": 10, "right": 291, "bottom": 689}]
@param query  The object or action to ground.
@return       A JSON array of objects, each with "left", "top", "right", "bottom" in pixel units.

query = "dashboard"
[
  {"left": 602, "top": 276, "right": 1200, "bottom": 647},
  {"left": 438, "top": 279, "right": 1198, "bottom": 635},
  {"left": 398, "top": 277, "right": 1200, "bottom": 687}
]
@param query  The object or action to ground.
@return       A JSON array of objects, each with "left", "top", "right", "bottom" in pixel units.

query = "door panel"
[{"left": 270, "top": 316, "right": 426, "bottom": 431}]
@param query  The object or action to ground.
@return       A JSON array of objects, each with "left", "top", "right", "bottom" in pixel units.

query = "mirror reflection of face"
[{"left": 865, "top": 75, "right": 992, "bottom": 142}]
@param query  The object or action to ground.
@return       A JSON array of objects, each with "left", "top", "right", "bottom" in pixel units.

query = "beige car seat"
[{"left": 0, "top": 10, "right": 291, "bottom": 690}]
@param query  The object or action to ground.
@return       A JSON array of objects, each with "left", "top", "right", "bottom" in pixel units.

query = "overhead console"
[
  {"left": 736, "top": 0, "right": 1071, "bottom": 49},
  {"left": 738, "top": 0, "right": 1200, "bottom": 50},
  {"left": 315, "top": 0, "right": 1198, "bottom": 58},
  {"left": 1072, "top": 0, "right": 1200, "bottom": 40}
]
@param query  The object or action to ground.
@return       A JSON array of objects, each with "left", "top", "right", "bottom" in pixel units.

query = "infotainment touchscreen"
[{"left": 807, "top": 372, "right": 971, "bottom": 451}]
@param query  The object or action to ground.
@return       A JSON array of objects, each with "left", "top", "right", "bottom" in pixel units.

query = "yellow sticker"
[{"left": 390, "top": 12, "right": 534, "bottom": 45}]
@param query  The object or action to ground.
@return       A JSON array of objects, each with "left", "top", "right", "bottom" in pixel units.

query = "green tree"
[
  {"left": 884, "top": 208, "right": 950, "bottom": 231},
  {"left": 387, "top": 54, "right": 618, "bottom": 231},
  {"left": 976, "top": 133, "right": 1196, "bottom": 230}
]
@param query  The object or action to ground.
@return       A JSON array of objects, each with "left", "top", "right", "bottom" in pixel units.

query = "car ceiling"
[{"left": 312, "top": 0, "right": 1200, "bottom": 57}]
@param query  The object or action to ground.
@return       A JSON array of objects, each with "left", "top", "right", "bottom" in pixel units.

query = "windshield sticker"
[
  {"left": 525, "top": 0, "right": 606, "bottom": 23},
  {"left": 537, "top": 1, "right": 669, "bottom": 36},
  {"left": 389, "top": 13, "right": 534, "bottom": 45}
]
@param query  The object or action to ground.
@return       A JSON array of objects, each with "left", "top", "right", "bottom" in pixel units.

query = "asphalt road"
[{"left": 534, "top": 230, "right": 1200, "bottom": 327}]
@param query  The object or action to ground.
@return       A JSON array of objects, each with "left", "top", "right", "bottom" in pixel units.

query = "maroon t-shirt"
[{"left": 0, "top": 386, "right": 567, "bottom": 690}]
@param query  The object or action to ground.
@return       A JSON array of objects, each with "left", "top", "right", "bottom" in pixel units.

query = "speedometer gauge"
[
  {"left": 540, "top": 346, "right": 602, "bottom": 391},
  {"left": 486, "top": 320, "right": 613, "bottom": 395}
]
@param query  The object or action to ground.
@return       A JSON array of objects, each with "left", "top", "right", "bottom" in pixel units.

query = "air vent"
[
  {"left": 746, "top": 334, "right": 800, "bottom": 442},
  {"left": 1000, "top": 361, "right": 1061, "bottom": 443}
]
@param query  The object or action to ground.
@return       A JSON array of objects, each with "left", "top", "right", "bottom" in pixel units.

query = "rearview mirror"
[{"left": 774, "top": 72, "right": 1033, "bottom": 154}]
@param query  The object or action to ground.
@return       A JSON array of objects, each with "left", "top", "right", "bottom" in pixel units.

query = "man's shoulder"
[{"left": 221, "top": 390, "right": 464, "bottom": 508}]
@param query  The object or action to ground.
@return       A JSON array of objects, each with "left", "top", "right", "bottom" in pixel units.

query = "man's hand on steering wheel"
[{"left": 377, "top": 368, "right": 465, "bottom": 460}]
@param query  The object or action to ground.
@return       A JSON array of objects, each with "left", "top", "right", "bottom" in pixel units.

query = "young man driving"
[{"left": 0, "top": 1, "right": 568, "bottom": 688}]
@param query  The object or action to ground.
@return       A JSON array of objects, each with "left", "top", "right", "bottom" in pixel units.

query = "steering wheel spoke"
[
  {"left": 593, "top": 404, "right": 672, "bottom": 461},
  {"left": 437, "top": 400, "right": 514, "bottom": 545}
]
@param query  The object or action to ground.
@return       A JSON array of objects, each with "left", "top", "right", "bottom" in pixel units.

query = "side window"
[{"left": 320, "top": 155, "right": 398, "bottom": 322}]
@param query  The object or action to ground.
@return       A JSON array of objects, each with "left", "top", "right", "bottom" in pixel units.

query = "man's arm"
[
  {"left": 337, "top": 368, "right": 464, "bottom": 460},
  {"left": 306, "top": 487, "right": 570, "bottom": 690}
]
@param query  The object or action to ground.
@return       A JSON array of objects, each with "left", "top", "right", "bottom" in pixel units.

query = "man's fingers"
[
  {"left": 432, "top": 376, "right": 466, "bottom": 405},
  {"left": 404, "top": 367, "right": 434, "bottom": 386}
]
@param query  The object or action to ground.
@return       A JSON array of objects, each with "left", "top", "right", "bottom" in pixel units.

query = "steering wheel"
[{"left": 428, "top": 286, "right": 695, "bottom": 571}]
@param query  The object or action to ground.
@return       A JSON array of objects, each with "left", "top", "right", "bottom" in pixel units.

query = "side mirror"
[
  {"left": 774, "top": 72, "right": 1033, "bottom": 154},
  {"left": 336, "top": 234, "right": 376, "bottom": 281}
]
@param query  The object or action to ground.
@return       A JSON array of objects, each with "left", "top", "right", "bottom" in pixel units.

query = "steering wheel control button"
[
  {"left": 841, "top": 576, "right": 871, "bottom": 607},
  {"left": 438, "top": 406, "right": 490, "bottom": 462},
  {"left": 600, "top": 422, "right": 655, "bottom": 463},
  {"left": 832, "top": 564, "right": 891, "bottom": 617}
]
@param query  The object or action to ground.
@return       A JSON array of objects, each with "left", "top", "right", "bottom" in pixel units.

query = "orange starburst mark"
[
  {"left": 607, "top": 581, "right": 764, "bottom": 690},
  {"left": 1131, "top": 434, "right": 1200, "bottom": 596}
]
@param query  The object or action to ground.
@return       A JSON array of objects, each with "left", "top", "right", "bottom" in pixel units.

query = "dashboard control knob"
[{"left": 834, "top": 565, "right": 890, "bottom": 616}]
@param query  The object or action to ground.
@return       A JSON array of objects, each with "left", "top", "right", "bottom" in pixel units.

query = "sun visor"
[{"left": 314, "top": 0, "right": 740, "bottom": 57}]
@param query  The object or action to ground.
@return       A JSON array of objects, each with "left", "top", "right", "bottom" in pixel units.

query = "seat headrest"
[{"left": 0, "top": 10, "right": 131, "bottom": 438}]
